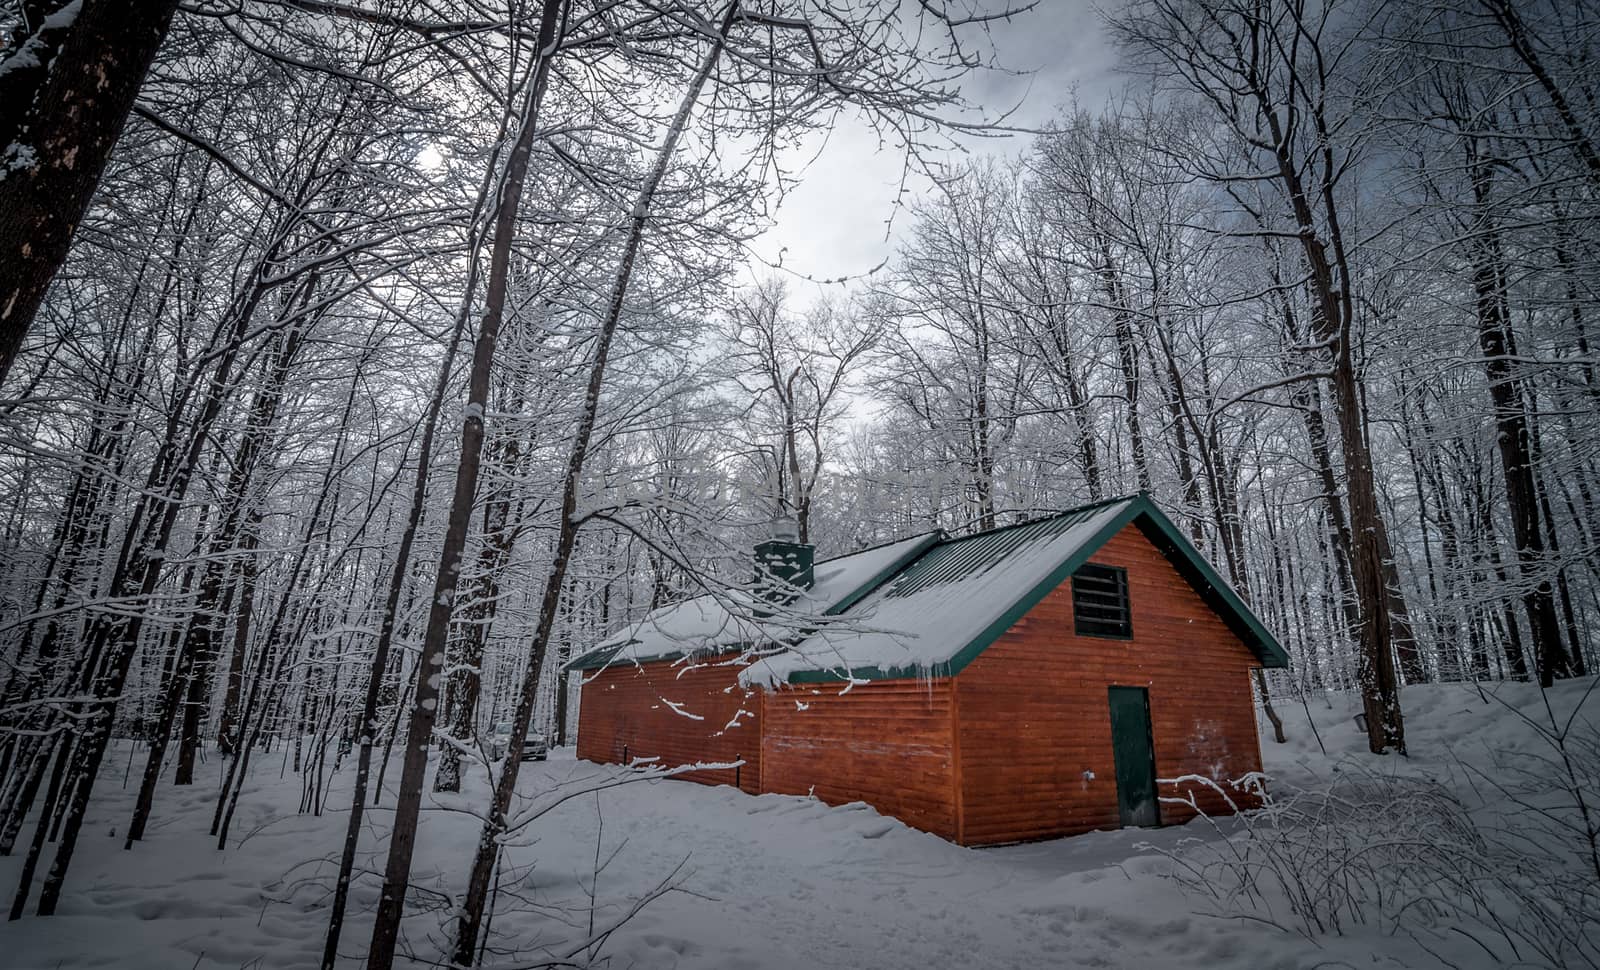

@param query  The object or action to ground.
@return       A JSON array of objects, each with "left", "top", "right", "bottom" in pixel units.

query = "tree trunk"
[
  {"left": 1255, "top": 94, "right": 1405, "bottom": 751},
  {"left": 1480, "top": 0, "right": 1600, "bottom": 186},
  {"left": 434, "top": 485, "right": 529, "bottom": 794},
  {"left": 127, "top": 303, "right": 312, "bottom": 841},
  {"left": 450, "top": 8, "right": 739, "bottom": 962},
  {"left": 1094, "top": 240, "right": 1150, "bottom": 492},
  {"left": 361, "top": 3, "right": 566, "bottom": 966},
  {"left": 33, "top": 242, "right": 278, "bottom": 912},
  {"left": 1474, "top": 479, "right": 1531, "bottom": 680},
  {"left": 215, "top": 517, "right": 261, "bottom": 755},
  {"left": 0, "top": 0, "right": 182, "bottom": 383},
  {"left": 1468, "top": 164, "right": 1571, "bottom": 687}
]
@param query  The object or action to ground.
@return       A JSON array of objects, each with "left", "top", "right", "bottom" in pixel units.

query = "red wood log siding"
[
  {"left": 574, "top": 654, "right": 763, "bottom": 793},
  {"left": 954, "top": 524, "right": 1266, "bottom": 846},
  {"left": 760, "top": 679, "right": 959, "bottom": 841}
]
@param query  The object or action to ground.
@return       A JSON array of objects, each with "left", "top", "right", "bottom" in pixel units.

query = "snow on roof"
[
  {"left": 745, "top": 498, "right": 1135, "bottom": 685},
  {"left": 573, "top": 532, "right": 939, "bottom": 670}
]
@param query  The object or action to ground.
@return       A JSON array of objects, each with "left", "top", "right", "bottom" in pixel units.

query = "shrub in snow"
[{"left": 1150, "top": 720, "right": 1600, "bottom": 969}]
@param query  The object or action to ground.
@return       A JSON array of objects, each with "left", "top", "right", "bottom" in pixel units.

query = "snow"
[
  {"left": 750, "top": 500, "right": 1129, "bottom": 684},
  {"left": 1, "top": 143, "right": 37, "bottom": 179},
  {"left": 0, "top": 3, "right": 80, "bottom": 80},
  {"left": 586, "top": 533, "right": 937, "bottom": 667},
  {"left": 662, "top": 698, "right": 704, "bottom": 720},
  {"left": 3, "top": 679, "right": 1595, "bottom": 969}
]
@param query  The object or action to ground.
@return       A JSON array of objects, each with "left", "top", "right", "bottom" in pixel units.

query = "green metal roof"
[
  {"left": 781, "top": 493, "right": 1288, "bottom": 683},
  {"left": 884, "top": 498, "right": 1133, "bottom": 600}
]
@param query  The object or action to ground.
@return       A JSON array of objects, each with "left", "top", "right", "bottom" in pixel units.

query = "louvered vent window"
[{"left": 1072, "top": 563, "right": 1132, "bottom": 639}]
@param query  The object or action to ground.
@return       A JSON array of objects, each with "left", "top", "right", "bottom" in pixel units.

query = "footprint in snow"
[{"left": 641, "top": 933, "right": 697, "bottom": 957}]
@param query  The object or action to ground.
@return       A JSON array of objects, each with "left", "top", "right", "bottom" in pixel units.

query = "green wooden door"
[{"left": 1108, "top": 686, "right": 1160, "bottom": 828}]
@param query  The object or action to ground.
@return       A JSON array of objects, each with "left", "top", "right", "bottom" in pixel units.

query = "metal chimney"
[{"left": 753, "top": 512, "right": 814, "bottom": 607}]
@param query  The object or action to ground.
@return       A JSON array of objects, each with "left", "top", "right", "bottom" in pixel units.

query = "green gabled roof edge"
[
  {"left": 566, "top": 532, "right": 944, "bottom": 673},
  {"left": 1128, "top": 499, "right": 1289, "bottom": 670},
  {"left": 785, "top": 493, "right": 1288, "bottom": 684}
]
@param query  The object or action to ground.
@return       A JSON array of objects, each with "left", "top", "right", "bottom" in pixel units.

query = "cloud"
[{"left": 749, "top": 0, "right": 1126, "bottom": 286}]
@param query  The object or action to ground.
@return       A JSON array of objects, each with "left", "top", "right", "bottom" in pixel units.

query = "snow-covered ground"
[{"left": 4, "top": 679, "right": 1596, "bottom": 969}]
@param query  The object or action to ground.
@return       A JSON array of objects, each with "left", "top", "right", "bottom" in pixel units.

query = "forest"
[{"left": 1, "top": 0, "right": 1597, "bottom": 968}]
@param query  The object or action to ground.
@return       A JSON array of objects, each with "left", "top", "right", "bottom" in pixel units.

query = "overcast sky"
[{"left": 748, "top": 1, "right": 1126, "bottom": 289}]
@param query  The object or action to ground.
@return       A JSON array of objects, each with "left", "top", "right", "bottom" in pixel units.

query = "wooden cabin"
[{"left": 569, "top": 494, "right": 1289, "bottom": 846}]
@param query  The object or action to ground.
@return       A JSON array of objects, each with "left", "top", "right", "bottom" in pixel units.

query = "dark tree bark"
[
  {"left": 1144, "top": 327, "right": 1202, "bottom": 533},
  {"left": 1468, "top": 161, "right": 1572, "bottom": 687},
  {"left": 0, "top": 0, "right": 182, "bottom": 383},
  {"left": 214, "top": 515, "right": 261, "bottom": 755},
  {"left": 319, "top": 278, "right": 477, "bottom": 957},
  {"left": 1092, "top": 240, "right": 1151, "bottom": 493},
  {"left": 1471, "top": 473, "right": 1531, "bottom": 679}
]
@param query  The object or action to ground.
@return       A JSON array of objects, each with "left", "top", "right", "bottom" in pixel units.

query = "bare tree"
[
  {"left": 1113, "top": 0, "right": 1409, "bottom": 753},
  {"left": 725, "top": 279, "right": 877, "bottom": 542}
]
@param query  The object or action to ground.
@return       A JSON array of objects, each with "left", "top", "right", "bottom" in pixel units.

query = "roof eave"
[{"left": 568, "top": 640, "right": 767, "bottom": 673}]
